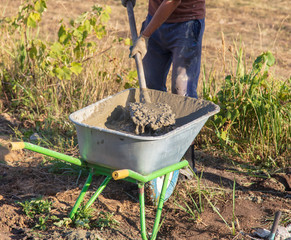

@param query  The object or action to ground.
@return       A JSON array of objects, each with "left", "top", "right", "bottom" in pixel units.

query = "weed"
[
  {"left": 95, "top": 211, "right": 120, "bottom": 230},
  {"left": 54, "top": 217, "right": 72, "bottom": 228},
  {"left": 18, "top": 197, "right": 56, "bottom": 230},
  {"left": 17, "top": 176, "right": 116, "bottom": 232},
  {"left": 174, "top": 172, "right": 208, "bottom": 222},
  {"left": 54, "top": 207, "right": 120, "bottom": 231},
  {"left": 203, "top": 48, "right": 290, "bottom": 167},
  {"left": 265, "top": 210, "right": 291, "bottom": 227},
  {"left": 280, "top": 211, "right": 291, "bottom": 226},
  {"left": 174, "top": 192, "right": 200, "bottom": 221},
  {"left": 203, "top": 193, "right": 232, "bottom": 232},
  {"left": 44, "top": 158, "right": 85, "bottom": 176},
  {"left": 34, "top": 215, "right": 50, "bottom": 230},
  {"left": 19, "top": 197, "right": 52, "bottom": 218},
  {"left": 174, "top": 173, "right": 240, "bottom": 236},
  {"left": 71, "top": 205, "right": 95, "bottom": 229}
]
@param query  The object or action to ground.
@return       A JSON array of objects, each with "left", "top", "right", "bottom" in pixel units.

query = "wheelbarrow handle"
[
  {"left": 8, "top": 142, "right": 84, "bottom": 167},
  {"left": 112, "top": 169, "right": 130, "bottom": 180},
  {"left": 8, "top": 142, "right": 25, "bottom": 150}
]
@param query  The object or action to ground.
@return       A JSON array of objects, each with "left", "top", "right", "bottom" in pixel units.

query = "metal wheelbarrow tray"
[
  {"left": 69, "top": 88, "right": 220, "bottom": 175},
  {"left": 7, "top": 88, "right": 219, "bottom": 240}
]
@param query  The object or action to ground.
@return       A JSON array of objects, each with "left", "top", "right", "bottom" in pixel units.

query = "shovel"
[
  {"left": 125, "top": 1, "right": 175, "bottom": 135},
  {"left": 125, "top": 0, "right": 150, "bottom": 103}
]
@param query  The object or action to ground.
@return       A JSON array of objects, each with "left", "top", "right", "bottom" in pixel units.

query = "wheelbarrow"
[{"left": 8, "top": 87, "right": 219, "bottom": 240}]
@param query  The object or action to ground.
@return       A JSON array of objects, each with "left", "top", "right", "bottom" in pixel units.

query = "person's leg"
[
  {"left": 171, "top": 19, "right": 205, "bottom": 98},
  {"left": 166, "top": 19, "right": 205, "bottom": 175},
  {"left": 141, "top": 15, "right": 172, "bottom": 91},
  {"left": 143, "top": 40, "right": 172, "bottom": 91}
]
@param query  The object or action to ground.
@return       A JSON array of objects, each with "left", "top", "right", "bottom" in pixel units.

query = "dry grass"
[
  {"left": 204, "top": 7, "right": 289, "bottom": 98},
  {"left": 1, "top": 0, "right": 289, "bottom": 84}
]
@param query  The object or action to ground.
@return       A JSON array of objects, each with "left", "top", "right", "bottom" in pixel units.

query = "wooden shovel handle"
[{"left": 126, "top": 1, "right": 150, "bottom": 102}]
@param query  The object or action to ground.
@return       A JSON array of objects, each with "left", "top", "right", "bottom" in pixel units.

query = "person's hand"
[
  {"left": 130, "top": 34, "right": 149, "bottom": 58},
  {"left": 121, "top": 0, "right": 136, "bottom": 7}
]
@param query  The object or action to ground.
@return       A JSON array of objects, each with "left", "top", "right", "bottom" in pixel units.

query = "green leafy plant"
[
  {"left": 54, "top": 217, "right": 72, "bottom": 228},
  {"left": 203, "top": 49, "right": 290, "bottom": 167},
  {"left": 124, "top": 70, "right": 139, "bottom": 89},
  {"left": 95, "top": 211, "right": 120, "bottom": 230},
  {"left": 34, "top": 215, "right": 50, "bottom": 230},
  {"left": 71, "top": 205, "right": 95, "bottom": 229},
  {"left": 0, "top": 0, "right": 116, "bottom": 129},
  {"left": 3, "top": 0, "right": 111, "bottom": 80},
  {"left": 18, "top": 197, "right": 58, "bottom": 230},
  {"left": 19, "top": 197, "right": 52, "bottom": 218}
]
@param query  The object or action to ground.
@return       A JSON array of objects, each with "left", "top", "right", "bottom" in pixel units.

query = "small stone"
[
  {"left": 29, "top": 133, "right": 42, "bottom": 141},
  {"left": 275, "top": 225, "right": 291, "bottom": 239}
]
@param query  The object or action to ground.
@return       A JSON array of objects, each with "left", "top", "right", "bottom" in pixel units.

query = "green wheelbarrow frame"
[{"left": 9, "top": 141, "right": 189, "bottom": 240}]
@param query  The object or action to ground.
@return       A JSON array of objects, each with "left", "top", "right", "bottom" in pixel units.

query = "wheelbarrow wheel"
[{"left": 145, "top": 170, "right": 179, "bottom": 206}]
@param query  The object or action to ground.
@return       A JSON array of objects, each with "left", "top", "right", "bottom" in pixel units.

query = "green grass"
[
  {"left": 174, "top": 170, "right": 205, "bottom": 221},
  {"left": 173, "top": 172, "right": 240, "bottom": 235},
  {"left": 201, "top": 47, "right": 290, "bottom": 168}
]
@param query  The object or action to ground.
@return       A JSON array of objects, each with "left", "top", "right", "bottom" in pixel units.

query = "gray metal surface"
[{"left": 69, "top": 89, "right": 220, "bottom": 175}]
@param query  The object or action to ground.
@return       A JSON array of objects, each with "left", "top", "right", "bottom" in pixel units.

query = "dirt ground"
[{"left": 0, "top": 0, "right": 290, "bottom": 239}]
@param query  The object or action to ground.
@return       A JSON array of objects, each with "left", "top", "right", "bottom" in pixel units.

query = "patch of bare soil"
[{"left": 0, "top": 114, "right": 290, "bottom": 240}]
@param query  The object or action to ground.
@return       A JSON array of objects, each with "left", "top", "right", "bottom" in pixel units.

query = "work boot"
[{"left": 179, "top": 144, "right": 197, "bottom": 180}]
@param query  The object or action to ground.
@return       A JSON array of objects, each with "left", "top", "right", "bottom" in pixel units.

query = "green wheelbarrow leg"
[
  {"left": 69, "top": 174, "right": 112, "bottom": 219},
  {"left": 138, "top": 173, "right": 171, "bottom": 240},
  {"left": 69, "top": 170, "right": 94, "bottom": 219},
  {"left": 150, "top": 172, "right": 170, "bottom": 240},
  {"left": 138, "top": 183, "right": 148, "bottom": 240},
  {"left": 84, "top": 176, "right": 112, "bottom": 210}
]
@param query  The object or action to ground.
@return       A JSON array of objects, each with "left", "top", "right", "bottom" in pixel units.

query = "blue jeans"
[{"left": 142, "top": 15, "right": 205, "bottom": 98}]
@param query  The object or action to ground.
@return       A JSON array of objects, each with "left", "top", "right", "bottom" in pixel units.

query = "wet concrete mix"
[
  {"left": 105, "top": 102, "right": 176, "bottom": 136},
  {"left": 82, "top": 89, "right": 216, "bottom": 136}
]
